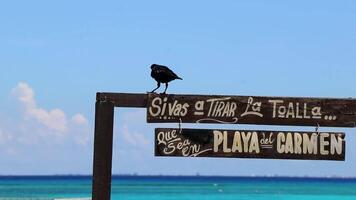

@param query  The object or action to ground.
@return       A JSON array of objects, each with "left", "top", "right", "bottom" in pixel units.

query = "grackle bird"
[{"left": 150, "top": 64, "right": 182, "bottom": 94}]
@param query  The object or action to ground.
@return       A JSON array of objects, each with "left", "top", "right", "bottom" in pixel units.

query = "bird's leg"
[
  {"left": 162, "top": 83, "right": 168, "bottom": 94},
  {"left": 151, "top": 82, "right": 160, "bottom": 93}
]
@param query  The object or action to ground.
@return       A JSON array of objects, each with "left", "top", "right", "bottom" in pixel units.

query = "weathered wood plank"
[
  {"left": 97, "top": 93, "right": 147, "bottom": 108},
  {"left": 147, "top": 93, "right": 356, "bottom": 127},
  {"left": 92, "top": 101, "right": 115, "bottom": 200},
  {"left": 155, "top": 128, "right": 345, "bottom": 161}
]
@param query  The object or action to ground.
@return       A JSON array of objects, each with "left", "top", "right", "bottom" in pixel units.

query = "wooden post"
[
  {"left": 91, "top": 93, "right": 146, "bottom": 200},
  {"left": 92, "top": 100, "right": 114, "bottom": 200}
]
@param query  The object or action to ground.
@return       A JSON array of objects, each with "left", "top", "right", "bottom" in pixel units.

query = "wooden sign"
[
  {"left": 155, "top": 128, "right": 345, "bottom": 161},
  {"left": 147, "top": 93, "right": 356, "bottom": 127}
]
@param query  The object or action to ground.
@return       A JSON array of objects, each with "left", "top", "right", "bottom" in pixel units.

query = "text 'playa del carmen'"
[{"left": 155, "top": 129, "right": 345, "bottom": 160}]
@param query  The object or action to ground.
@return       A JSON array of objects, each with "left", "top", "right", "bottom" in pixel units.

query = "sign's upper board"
[{"left": 147, "top": 93, "right": 356, "bottom": 127}]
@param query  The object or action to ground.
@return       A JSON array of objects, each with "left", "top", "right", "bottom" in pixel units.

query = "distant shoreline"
[{"left": 0, "top": 175, "right": 355, "bottom": 180}]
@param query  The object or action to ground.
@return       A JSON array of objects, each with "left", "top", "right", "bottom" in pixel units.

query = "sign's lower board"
[{"left": 155, "top": 128, "right": 345, "bottom": 161}]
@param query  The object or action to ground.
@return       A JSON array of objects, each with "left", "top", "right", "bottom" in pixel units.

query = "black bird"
[{"left": 150, "top": 64, "right": 182, "bottom": 94}]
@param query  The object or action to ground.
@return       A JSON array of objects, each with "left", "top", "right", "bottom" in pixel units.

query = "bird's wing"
[
  {"left": 154, "top": 65, "right": 169, "bottom": 73},
  {"left": 156, "top": 66, "right": 181, "bottom": 79}
]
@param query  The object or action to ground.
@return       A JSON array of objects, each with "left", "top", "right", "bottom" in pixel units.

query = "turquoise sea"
[{"left": 0, "top": 176, "right": 356, "bottom": 200}]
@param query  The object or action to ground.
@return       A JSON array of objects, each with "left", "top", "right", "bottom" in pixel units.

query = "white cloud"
[
  {"left": 12, "top": 82, "right": 68, "bottom": 133},
  {"left": 11, "top": 82, "right": 36, "bottom": 108},
  {"left": 0, "top": 129, "right": 12, "bottom": 144},
  {"left": 121, "top": 125, "right": 149, "bottom": 148},
  {"left": 10, "top": 82, "right": 90, "bottom": 145},
  {"left": 71, "top": 114, "right": 88, "bottom": 125},
  {"left": 116, "top": 110, "right": 149, "bottom": 149},
  {"left": 29, "top": 108, "right": 68, "bottom": 133}
]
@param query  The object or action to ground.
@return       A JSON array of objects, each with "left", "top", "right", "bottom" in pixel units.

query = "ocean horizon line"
[{"left": 0, "top": 174, "right": 355, "bottom": 180}]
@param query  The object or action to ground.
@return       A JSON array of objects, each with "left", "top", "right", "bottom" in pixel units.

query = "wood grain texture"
[
  {"left": 92, "top": 101, "right": 115, "bottom": 200},
  {"left": 155, "top": 128, "right": 345, "bottom": 161},
  {"left": 147, "top": 93, "right": 356, "bottom": 127},
  {"left": 97, "top": 93, "right": 147, "bottom": 107}
]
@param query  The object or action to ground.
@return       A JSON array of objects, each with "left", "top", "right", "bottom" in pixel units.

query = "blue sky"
[{"left": 0, "top": 0, "right": 356, "bottom": 176}]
